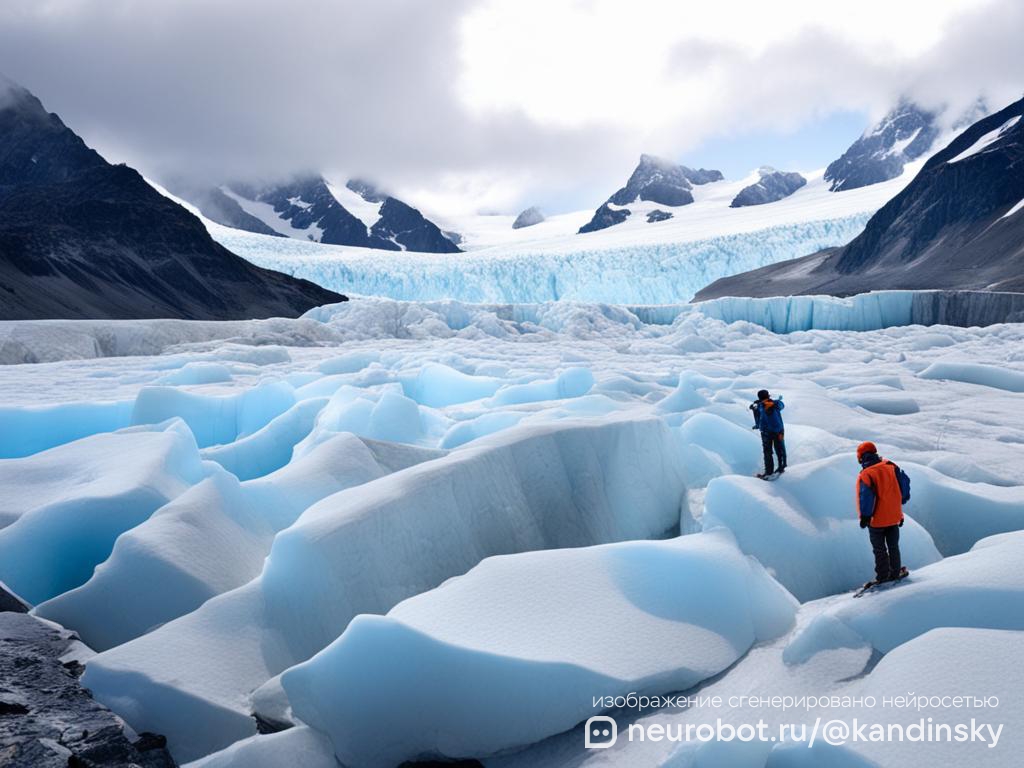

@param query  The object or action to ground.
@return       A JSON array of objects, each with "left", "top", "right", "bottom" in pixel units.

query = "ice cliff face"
[{"left": 224, "top": 213, "right": 872, "bottom": 304}]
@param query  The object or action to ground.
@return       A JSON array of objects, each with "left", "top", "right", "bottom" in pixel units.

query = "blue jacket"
[{"left": 751, "top": 397, "right": 784, "bottom": 433}]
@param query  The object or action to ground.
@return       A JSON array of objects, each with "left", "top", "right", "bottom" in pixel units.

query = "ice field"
[{"left": 1, "top": 296, "right": 1023, "bottom": 766}]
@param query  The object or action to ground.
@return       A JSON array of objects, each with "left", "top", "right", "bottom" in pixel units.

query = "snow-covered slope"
[
  {"left": 211, "top": 163, "right": 923, "bottom": 304},
  {"left": 172, "top": 175, "right": 461, "bottom": 253},
  {"left": 698, "top": 96, "right": 1024, "bottom": 300}
]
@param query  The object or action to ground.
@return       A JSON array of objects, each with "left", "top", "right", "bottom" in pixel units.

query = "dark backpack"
[{"left": 890, "top": 462, "right": 911, "bottom": 504}]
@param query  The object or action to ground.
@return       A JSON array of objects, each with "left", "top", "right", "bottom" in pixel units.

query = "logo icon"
[{"left": 584, "top": 715, "right": 617, "bottom": 748}]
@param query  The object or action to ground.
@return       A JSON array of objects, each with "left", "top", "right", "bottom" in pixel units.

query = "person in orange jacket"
[{"left": 856, "top": 441, "right": 912, "bottom": 584}]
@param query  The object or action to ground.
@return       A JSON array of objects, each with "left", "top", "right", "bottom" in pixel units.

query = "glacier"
[
  {"left": 0, "top": 296, "right": 1022, "bottom": 767},
  {"left": 215, "top": 214, "right": 873, "bottom": 304}
]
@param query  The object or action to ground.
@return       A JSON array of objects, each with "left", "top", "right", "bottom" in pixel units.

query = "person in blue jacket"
[{"left": 750, "top": 389, "right": 786, "bottom": 477}]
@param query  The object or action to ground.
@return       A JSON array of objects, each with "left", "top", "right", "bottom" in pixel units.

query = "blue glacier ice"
[{"left": 219, "top": 214, "right": 872, "bottom": 304}]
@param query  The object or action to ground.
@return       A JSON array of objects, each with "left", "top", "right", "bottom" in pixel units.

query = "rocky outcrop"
[
  {"left": 608, "top": 154, "right": 721, "bottom": 207},
  {"left": 696, "top": 97, "right": 1024, "bottom": 300},
  {"left": 730, "top": 168, "right": 806, "bottom": 207},
  {"left": 578, "top": 203, "right": 631, "bottom": 234},
  {"left": 0, "top": 582, "right": 29, "bottom": 612},
  {"left": 0, "top": 612, "right": 176, "bottom": 767},
  {"left": 0, "top": 79, "right": 343, "bottom": 320},
  {"left": 512, "top": 206, "right": 545, "bottom": 229},
  {"left": 646, "top": 209, "right": 673, "bottom": 223}
]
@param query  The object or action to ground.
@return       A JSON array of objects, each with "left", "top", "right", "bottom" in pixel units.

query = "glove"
[
  {"left": 899, "top": 519, "right": 904, "bottom": 527},
  {"left": 751, "top": 426, "right": 758, "bottom": 430},
  {"left": 859, "top": 517, "right": 870, "bottom": 529}
]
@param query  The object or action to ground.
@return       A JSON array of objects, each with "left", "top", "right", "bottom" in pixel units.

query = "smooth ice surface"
[
  {"left": 283, "top": 529, "right": 796, "bottom": 767},
  {"left": 919, "top": 360, "right": 1024, "bottom": 392},
  {"left": 702, "top": 455, "right": 942, "bottom": 601},
  {"left": 785, "top": 531, "right": 1024, "bottom": 663},
  {"left": 34, "top": 433, "right": 440, "bottom": 651},
  {"left": 0, "top": 420, "right": 208, "bottom": 604},
  {"left": 181, "top": 726, "right": 338, "bottom": 768},
  {"left": 82, "top": 416, "right": 688, "bottom": 761}
]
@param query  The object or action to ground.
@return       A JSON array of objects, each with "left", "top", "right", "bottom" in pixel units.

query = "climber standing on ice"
[
  {"left": 750, "top": 389, "right": 786, "bottom": 479},
  {"left": 856, "top": 441, "right": 911, "bottom": 588}
]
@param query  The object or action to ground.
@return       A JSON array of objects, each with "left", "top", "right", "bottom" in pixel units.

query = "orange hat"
[{"left": 857, "top": 441, "right": 877, "bottom": 459}]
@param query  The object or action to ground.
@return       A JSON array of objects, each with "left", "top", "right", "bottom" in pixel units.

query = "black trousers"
[
  {"left": 760, "top": 431, "right": 787, "bottom": 474},
  {"left": 869, "top": 525, "right": 902, "bottom": 581}
]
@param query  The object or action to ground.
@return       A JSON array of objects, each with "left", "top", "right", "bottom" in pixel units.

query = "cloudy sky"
[{"left": 0, "top": 0, "right": 1021, "bottom": 216}]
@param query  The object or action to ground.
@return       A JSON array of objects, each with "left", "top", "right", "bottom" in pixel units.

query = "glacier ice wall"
[
  {"left": 688, "top": 290, "right": 1024, "bottom": 332},
  {"left": 219, "top": 215, "right": 872, "bottom": 304}
]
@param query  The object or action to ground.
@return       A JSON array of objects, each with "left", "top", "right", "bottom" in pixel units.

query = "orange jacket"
[{"left": 856, "top": 458, "right": 907, "bottom": 528}]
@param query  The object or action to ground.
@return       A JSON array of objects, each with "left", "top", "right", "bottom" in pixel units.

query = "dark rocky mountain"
[
  {"left": 578, "top": 203, "right": 630, "bottom": 234},
  {"left": 257, "top": 175, "right": 400, "bottom": 249},
  {"left": 646, "top": 209, "right": 673, "bottom": 223},
  {"left": 824, "top": 99, "right": 940, "bottom": 192},
  {"left": 609, "top": 154, "right": 723, "bottom": 206},
  {"left": 578, "top": 154, "right": 723, "bottom": 234},
  {"left": 181, "top": 174, "right": 461, "bottom": 253},
  {"left": 0, "top": 79, "right": 342, "bottom": 320},
  {"left": 369, "top": 196, "right": 462, "bottom": 253},
  {"left": 695, "top": 96, "right": 1024, "bottom": 301},
  {"left": 730, "top": 167, "right": 806, "bottom": 207},
  {"left": 512, "top": 206, "right": 545, "bottom": 229}
]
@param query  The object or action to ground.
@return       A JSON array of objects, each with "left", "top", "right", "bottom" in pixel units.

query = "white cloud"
[{"left": 0, "top": 0, "right": 1020, "bottom": 214}]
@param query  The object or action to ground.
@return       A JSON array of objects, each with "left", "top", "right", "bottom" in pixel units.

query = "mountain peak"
[
  {"left": 512, "top": 206, "right": 545, "bottom": 229},
  {"left": 826, "top": 98, "right": 940, "bottom": 192},
  {"left": 0, "top": 76, "right": 106, "bottom": 188},
  {"left": 0, "top": 78, "right": 343, "bottom": 319}
]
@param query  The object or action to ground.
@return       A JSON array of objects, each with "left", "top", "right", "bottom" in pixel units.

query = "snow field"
[{"left": 0, "top": 296, "right": 1020, "bottom": 765}]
